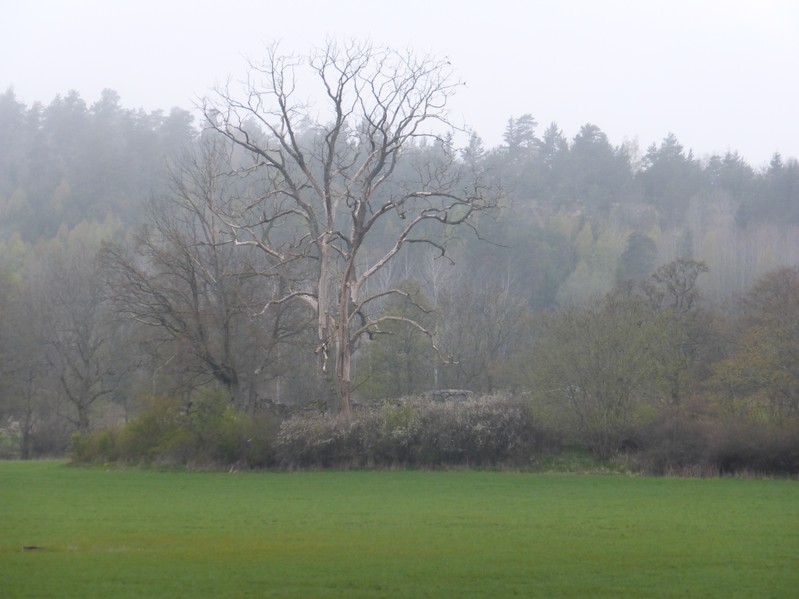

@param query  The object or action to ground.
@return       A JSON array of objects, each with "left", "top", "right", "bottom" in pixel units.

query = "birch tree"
[{"left": 202, "top": 41, "right": 495, "bottom": 414}]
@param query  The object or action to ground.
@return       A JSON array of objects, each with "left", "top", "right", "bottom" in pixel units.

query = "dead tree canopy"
[{"left": 202, "top": 40, "right": 497, "bottom": 415}]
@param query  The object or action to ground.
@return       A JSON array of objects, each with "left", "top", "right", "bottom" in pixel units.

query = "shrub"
[
  {"left": 634, "top": 414, "right": 799, "bottom": 476},
  {"left": 115, "top": 395, "right": 186, "bottom": 462},
  {"left": 0, "top": 419, "right": 21, "bottom": 459},
  {"left": 71, "top": 394, "right": 278, "bottom": 469},
  {"left": 273, "top": 394, "right": 554, "bottom": 469},
  {"left": 704, "top": 419, "right": 799, "bottom": 475},
  {"left": 634, "top": 415, "right": 710, "bottom": 475},
  {"left": 71, "top": 428, "right": 123, "bottom": 464}
]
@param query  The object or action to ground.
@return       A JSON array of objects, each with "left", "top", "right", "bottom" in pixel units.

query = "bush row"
[
  {"left": 70, "top": 393, "right": 799, "bottom": 475},
  {"left": 71, "top": 394, "right": 554, "bottom": 469}
]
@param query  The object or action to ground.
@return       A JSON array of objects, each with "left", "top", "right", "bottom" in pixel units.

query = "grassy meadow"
[{"left": 1, "top": 461, "right": 797, "bottom": 598}]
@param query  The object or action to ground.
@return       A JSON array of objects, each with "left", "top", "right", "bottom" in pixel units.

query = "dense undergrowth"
[{"left": 66, "top": 393, "right": 799, "bottom": 476}]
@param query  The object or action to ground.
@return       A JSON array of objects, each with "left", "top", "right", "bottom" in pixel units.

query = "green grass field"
[{"left": 1, "top": 461, "right": 797, "bottom": 598}]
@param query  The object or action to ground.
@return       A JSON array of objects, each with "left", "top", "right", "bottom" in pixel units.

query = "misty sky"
[{"left": 3, "top": 0, "right": 798, "bottom": 167}]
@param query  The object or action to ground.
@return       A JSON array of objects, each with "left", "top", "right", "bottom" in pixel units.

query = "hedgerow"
[
  {"left": 273, "top": 394, "right": 554, "bottom": 469},
  {"left": 70, "top": 392, "right": 799, "bottom": 475}
]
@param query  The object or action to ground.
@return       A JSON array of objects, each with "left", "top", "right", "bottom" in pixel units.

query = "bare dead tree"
[{"left": 202, "top": 40, "right": 496, "bottom": 414}]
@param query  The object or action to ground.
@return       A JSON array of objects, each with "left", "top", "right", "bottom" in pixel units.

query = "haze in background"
[{"left": 2, "top": 0, "right": 797, "bottom": 166}]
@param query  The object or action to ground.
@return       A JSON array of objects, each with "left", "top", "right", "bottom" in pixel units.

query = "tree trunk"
[
  {"left": 337, "top": 334, "right": 352, "bottom": 417},
  {"left": 20, "top": 427, "right": 32, "bottom": 460},
  {"left": 76, "top": 404, "right": 90, "bottom": 433},
  {"left": 337, "top": 281, "right": 352, "bottom": 417}
]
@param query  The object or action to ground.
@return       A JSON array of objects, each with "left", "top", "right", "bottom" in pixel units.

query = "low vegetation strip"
[
  {"left": 1, "top": 461, "right": 797, "bottom": 598},
  {"left": 70, "top": 393, "right": 799, "bottom": 475}
]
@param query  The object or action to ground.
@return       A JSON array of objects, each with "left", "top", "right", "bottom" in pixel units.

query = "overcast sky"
[{"left": 3, "top": 0, "right": 797, "bottom": 167}]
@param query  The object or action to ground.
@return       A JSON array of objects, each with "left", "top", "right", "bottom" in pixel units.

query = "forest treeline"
[{"left": 1, "top": 65, "right": 798, "bottom": 473}]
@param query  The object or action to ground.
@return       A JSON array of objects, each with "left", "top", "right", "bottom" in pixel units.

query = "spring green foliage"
[
  {"left": 710, "top": 266, "right": 799, "bottom": 420},
  {"left": 1, "top": 461, "right": 798, "bottom": 598},
  {"left": 71, "top": 394, "right": 276, "bottom": 468},
  {"left": 531, "top": 295, "right": 662, "bottom": 458}
]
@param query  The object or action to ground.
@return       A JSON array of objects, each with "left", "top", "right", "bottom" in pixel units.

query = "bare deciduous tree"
[
  {"left": 102, "top": 137, "right": 307, "bottom": 411},
  {"left": 37, "top": 245, "right": 123, "bottom": 432},
  {"left": 203, "top": 41, "right": 496, "bottom": 414},
  {"left": 0, "top": 272, "right": 52, "bottom": 456}
]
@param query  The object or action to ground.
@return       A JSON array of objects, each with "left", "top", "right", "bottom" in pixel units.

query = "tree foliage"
[
  {"left": 531, "top": 294, "right": 662, "bottom": 458},
  {"left": 711, "top": 267, "right": 799, "bottom": 420}
]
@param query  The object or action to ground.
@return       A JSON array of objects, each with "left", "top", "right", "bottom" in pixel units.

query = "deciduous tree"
[
  {"left": 202, "top": 41, "right": 496, "bottom": 414},
  {"left": 35, "top": 243, "right": 123, "bottom": 432},
  {"left": 102, "top": 136, "right": 308, "bottom": 411},
  {"left": 710, "top": 267, "right": 799, "bottom": 420},
  {"left": 531, "top": 294, "right": 661, "bottom": 458}
]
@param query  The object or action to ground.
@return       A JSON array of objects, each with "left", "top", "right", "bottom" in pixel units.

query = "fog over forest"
[{"left": 1, "top": 41, "right": 798, "bottom": 473}]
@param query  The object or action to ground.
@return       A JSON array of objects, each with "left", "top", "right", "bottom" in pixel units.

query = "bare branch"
[
  {"left": 196, "top": 40, "right": 496, "bottom": 413},
  {"left": 353, "top": 315, "right": 454, "bottom": 365}
]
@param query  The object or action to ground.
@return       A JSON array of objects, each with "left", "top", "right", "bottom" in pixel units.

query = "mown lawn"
[{"left": 1, "top": 461, "right": 797, "bottom": 598}]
